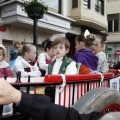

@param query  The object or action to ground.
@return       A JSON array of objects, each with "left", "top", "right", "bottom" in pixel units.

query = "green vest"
[{"left": 48, "top": 56, "right": 77, "bottom": 74}]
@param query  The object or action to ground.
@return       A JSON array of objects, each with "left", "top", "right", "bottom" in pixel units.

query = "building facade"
[
  {"left": 0, "top": 0, "right": 107, "bottom": 61},
  {"left": 107, "top": 0, "right": 120, "bottom": 62}
]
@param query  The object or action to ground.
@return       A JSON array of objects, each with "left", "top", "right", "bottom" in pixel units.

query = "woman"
[{"left": 73, "top": 30, "right": 98, "bottom": 74}]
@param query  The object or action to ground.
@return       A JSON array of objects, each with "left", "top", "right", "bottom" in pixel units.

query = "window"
[
  {"left": 72, "top": 0, "right": 78, "bottom": 8},
  {"left": 95, "top": 0, "right": 104, "bottom": 15},
  {"left": 40, "top": 0, "right": 60, "bottom": 12},
  {"left": 108, "top": 20, "right": 119, "bottom": 32},
  {"left": 84, "top": 0, "right": 90, "bottom": 9}
]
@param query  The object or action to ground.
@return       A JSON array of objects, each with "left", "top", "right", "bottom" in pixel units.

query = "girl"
[
  {"left": 10, "top": 41, "right": 21, "bottom": 69},
  {"left": 92, "top": 35, "right": 108, "bottom": 73},
  {"left": 0, "top": 45, "right": 13, "bottom": 78},
  {"left": 13, "top": 44, "right": 41, "bottom": 77},
  {"left": 72, "top": 30, "right": 98, "bottom": 74},
  {"left": 37, "top": 38, "right": 55, "bottom": 76}
]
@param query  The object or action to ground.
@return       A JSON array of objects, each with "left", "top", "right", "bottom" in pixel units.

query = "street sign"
[
  {"left": 116, "top": 50, "right": 120, "bottom": 56},
  {"left": 0, "top": 26, "right": 6, "bottom": 31}
]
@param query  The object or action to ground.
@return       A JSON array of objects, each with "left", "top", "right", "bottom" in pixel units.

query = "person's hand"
[{"left": 0, "top": 79, "right": 21, "bottom": 105}]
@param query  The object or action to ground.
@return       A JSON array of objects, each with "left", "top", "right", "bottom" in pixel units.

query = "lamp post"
[
  {"left": 24, "top": 0, "right": 48, "bottom": 47},
  {"left": 33, "top": 17, "right": 38, "bottom": 47}
]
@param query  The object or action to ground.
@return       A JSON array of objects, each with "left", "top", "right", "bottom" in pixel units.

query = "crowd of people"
[
  {"left": 0, "top": 30, "right": 119, "bottom": 120},
  {"left": 0, "top": 30, "right": 109, "bottom": 79},
  {"left": 109, "top": 61, "right": 120, "bottom": 70}
]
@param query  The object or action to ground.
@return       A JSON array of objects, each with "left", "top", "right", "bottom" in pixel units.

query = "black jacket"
[{"left": 17, "top": 92, "right": 103, "bottom": 120}]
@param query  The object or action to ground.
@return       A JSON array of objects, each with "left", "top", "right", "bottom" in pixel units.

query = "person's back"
[
  {"left": 73, "top": 30, "right": 98, "bottom": 74},
  {"left": 13, "top": 44, "right": 41, "bottom": 77},
  {"left": 47, "top": 37, "right": 77, "bottom": 74}
]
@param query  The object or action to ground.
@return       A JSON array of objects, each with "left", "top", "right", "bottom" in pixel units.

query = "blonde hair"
[
  {"left": 13, "top": 41, "right": 21, "bottom": 47},
  {"left": 21, "top": 44, "right": 35, "bottom": 56}
]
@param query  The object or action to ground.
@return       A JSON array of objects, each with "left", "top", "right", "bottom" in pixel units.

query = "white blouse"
[{"left": 37, "top": 52, "right": 54, "bottom": 71}]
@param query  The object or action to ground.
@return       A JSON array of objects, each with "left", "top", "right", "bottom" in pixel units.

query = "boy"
[{"left": 47, "top": 37, "right": 77, "bottom": 74}]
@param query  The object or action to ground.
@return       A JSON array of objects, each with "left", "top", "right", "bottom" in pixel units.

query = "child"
[
  {"left": 10, "top": 41, "right": 21, "bottom": 69},
  {"left": 37, "top": 38, "right": 55, "bottom": 76},
  {"left": 92, "top": 35, "right": 108, "bottom": 73},
  {"left": 72, "top": 30, "right": 98, "bottom": 74},
  {"left": 0, "top": 45, "right": 13, "bottom": 78},
  {"left": 13, "top": 44, "right": 41, "bottom": 77},
  {"left": 47, "top": 37, "right": 77, "bottom": 74}
]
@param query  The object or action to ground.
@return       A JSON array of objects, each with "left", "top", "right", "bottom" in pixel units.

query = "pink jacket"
[
  {"left": 0, "top": 66, "right": 14, "bottom": 78},
  {"left": 0, "top": 60, "right": 14, "bottom": 78}
]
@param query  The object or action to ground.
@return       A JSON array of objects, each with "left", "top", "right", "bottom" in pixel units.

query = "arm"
[
  {"left": 65, "top": 61, "right": 78, "bottom": 74},
  {"left": 37, "top": 53, "right": 48, "bottom": 70},
  {"left": 0, "top": 79, "right": 103, "bottom": 120},
  {"left": 10, "top": 48, "right": 19, "bottom": 55},
  {"left": 5, "top": 66, "right": 14, "bottom": 77},
  {"left": 14, "top": 61, "right": 40, "bottom": 77}
]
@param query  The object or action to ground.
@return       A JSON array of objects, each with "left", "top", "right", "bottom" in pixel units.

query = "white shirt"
[
  {"left": 37, "top": 52, "right": 54, "bottom": 71},
  {"left": 47, "top": 57, "right": 77, "bottom": 74},
  {"left": 13, "top": 56, "right": 41, "bottom": 77}
]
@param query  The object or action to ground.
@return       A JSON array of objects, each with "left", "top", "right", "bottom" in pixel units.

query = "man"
[{"left": 0, "top": 79, "right": 118, "bottom": 120}]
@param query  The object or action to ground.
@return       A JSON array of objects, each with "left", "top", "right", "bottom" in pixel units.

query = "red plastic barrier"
[
  {"left": 44, "top": 73, "right": 113, "bottom": 82},
  {"left": 108, "top": 69, "right": 118, "bottom": 73}
]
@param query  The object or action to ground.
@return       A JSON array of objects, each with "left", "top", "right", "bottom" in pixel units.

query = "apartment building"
[
  {"left": 0, "top": 0, "right": 107, "bottom": 61},
  {"left": 66, "top": 0, "right": 107, "bottom": 57},
  {"left": 107, "top": 0, "right": 120, "bottom": 62}
]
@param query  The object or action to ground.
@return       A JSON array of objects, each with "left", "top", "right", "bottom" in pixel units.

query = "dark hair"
[
  {"left": 76, "top": 33, "right": 95, "bottom": 48},
  {"left": 52, "top": 37, "right": 70, "bottom": 49},
  {"left": 42, "top": 38, "right": 53, "bottom": 51},
  {"left": 21, "top": 44, "right": 35, "bottom": 56},
  {"left": 94, "top": 34, "right": 105, "bottom": 44}
]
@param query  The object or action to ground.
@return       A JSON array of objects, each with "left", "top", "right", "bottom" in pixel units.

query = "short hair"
[
  {"left": 52, "top": 37, "right": 70, "bottom": 49},
  {"left": 76, "top": 33, "right": 95, "bottom": 48},
  {"left": 42, "top": 38, "right": 53, "bottom": 51},
  {"left": 21, "top": 44, "right": 35, "bottom": 56}
]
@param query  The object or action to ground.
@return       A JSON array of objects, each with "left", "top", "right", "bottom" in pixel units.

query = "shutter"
[{"left": 2, "top": 40, "right": 13, "bottom": 63}]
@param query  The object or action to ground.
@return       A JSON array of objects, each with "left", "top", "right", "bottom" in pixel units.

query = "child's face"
[
  {"left": 92, "top": 39, "right": 104, "bottom": 54},
  {"left": 53, "top": 43, "right": 69, "bottom": 59},
  {"left": 0, "top": 50, "right": 4, "bottom": 61},
  {"left": 26, "top": 46, "right": 36, "bottom": 61},
  {"left": 15, "top": 43, "right": 21, "bottom": 49}
]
